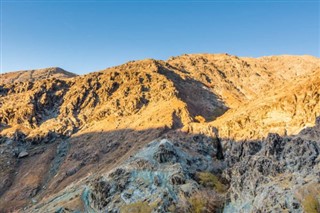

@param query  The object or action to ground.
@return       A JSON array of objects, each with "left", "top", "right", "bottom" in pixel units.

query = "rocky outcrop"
[
  {"left": 85, "top": 138, "right": 225, "bottom": 212},
  {"left": 18, "top": 151, "right": 29, "bottom": 158},
  {"left": 222, "top": 118, "right": 320, "bottom": 213}
]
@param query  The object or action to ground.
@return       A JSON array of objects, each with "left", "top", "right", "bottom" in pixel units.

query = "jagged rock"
[
  {"left": 90, "top": 178, "right": 113, "bottom": 209},
  {"left": 170, "top": 173, "right": 186, "bottom": 185},
  {"left": 18, "top": 151, "right": 29, "bottom": 158},
  {"left": 129, "top": 159, "right": 155, "bottom": 170},
  {"left": 265, "top": 133, "right": 284, "bottom": 159},
  {"left": 13, "top": 131, "right": 26, "bottom": 142},
  {"left": 222, "top": 120, "right": 320, "bottom": 213},
  {"left": 153, "top": 140, "right": 179, "bottom": 163},
  {"left": 84, "top": 138, "right": 223, "bottom": 212}
]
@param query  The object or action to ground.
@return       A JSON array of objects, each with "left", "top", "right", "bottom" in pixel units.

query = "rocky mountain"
[{"left": 0, "top": 54, "right": 319, "bottom": 212}]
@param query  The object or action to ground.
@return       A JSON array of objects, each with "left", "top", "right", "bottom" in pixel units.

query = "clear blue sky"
[{"left": 1, "top": 0, "right": 319, "bottom": 74}]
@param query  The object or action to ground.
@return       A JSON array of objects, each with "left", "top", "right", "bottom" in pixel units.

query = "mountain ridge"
[
  {"left": 0, "top": 53, "right": 319, "bottom": 212},
  {"left": 0, "top": 67, "right": 77, "bottom": 85}
]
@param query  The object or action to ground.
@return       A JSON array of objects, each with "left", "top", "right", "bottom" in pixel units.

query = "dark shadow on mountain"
[
  {"left": 156, "top": 63, "right": 229, "bottom": 122},
  {"left": 1, "top": 117, "right": 320, "bottom": 212},
  {"left": 0, "top": 125, "right": 225, "bottom": 212}
]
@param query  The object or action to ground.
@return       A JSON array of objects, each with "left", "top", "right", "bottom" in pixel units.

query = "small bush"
[
  {"left": 175, "top": 189, "right": 224, "bottom": 213},
  {"left": 120, "top": 201, "right": 155, "bottom": 213},
  {"left": 197, "top": 172, "right": 227, "bottom": 193},
  {"left": 302, "top": 194, "right": 320, "bottom": 213},
  {"left": 188, "top": 196, "right": 207, "bottom": 213}
]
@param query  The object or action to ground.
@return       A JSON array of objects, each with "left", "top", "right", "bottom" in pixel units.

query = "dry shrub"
[
  {"left": 120, "top": 201, "right": 155, "bottom": 213},
  {"left": 174, "top": 189, "right": 224, "bottom": 213},
  {"left": 196, "top": 172, "right": 227, "bottom": 193},
  {"left": 302, "top": 193, "right": 320, "bottom": 213},
  {"left": 295, "top": 183, "right": 320, "bottom": 213}
]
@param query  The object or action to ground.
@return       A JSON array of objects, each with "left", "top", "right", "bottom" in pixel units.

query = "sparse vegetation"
[
  {"left": 120, "top": 201, "right": 155, "bottom": 213},
  {"left": 302, "top": 193, "right": 320, "bottom": 213},
  {"left": 197, "top": 172, "right": 227, "bottom": 193},
  {"left": 296, "top": 185, "right": 320, "bottom": 213},
  {"left": 188, "top": 195, "right": 207, "bottom": 213},
  {"left": 174, "top": 189, "right": 224, "bottom": 213}
]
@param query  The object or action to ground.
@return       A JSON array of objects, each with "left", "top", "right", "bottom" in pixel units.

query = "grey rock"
[
  {"left": 153, "top": 140, "right": 179, "bottom": 163},
  {"left": 5, "top": 139, "right": 13, "bottom": 145},
  {"left": 18, "top": 150, "right": 29, "bottom": 158},
  {"left": 85, "top": 138, "right": 223, "bottom": 212},
  {"left": 222, "top": 120, "right": 320, "bottom": 213}
]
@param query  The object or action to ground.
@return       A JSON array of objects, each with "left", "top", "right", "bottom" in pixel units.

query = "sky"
[{"left": 1, "top": 0, "right": 319, "bottom": 75}]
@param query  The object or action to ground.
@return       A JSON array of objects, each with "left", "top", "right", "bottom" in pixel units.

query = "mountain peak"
[{"left": 0, "top": 67, "right": 77, "bottom": 84}]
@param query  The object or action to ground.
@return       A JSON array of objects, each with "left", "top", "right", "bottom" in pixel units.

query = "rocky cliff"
[{"left": 0, "top": 54, "right": 319, "bottom": 212}]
